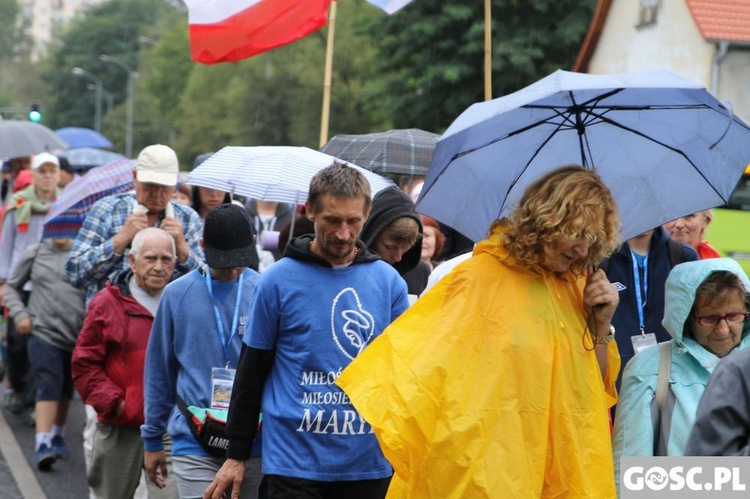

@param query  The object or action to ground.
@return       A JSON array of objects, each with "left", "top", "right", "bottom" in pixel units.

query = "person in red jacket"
[
  {"left": 72, "top": 227, "right": 177, "bottom": 499},
  {"left": 664, "top": 210, "right": 721, "bottom": 260}
]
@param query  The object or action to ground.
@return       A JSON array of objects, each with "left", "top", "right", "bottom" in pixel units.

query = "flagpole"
[
  {"left": 319, "top": 1, "right": 338, "bottom": 148},
  {"left": 484, "top": 0, "right": 492, "bottom": 101}
]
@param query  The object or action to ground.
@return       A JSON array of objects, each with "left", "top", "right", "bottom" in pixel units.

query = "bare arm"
[{"left": 583, "top": 267, "right": 619, "bottom": 378}]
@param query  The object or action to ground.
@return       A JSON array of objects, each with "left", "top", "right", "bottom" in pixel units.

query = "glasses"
[{"left": 692, "top": 312, "right": 750, "bottom": 328}]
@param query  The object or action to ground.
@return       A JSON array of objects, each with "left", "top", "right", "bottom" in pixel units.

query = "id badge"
[
  {"left": 210, "top": 367, "right": 236, "bottom": 410},
  {"left": 631, "top": 333, "right": 658, "bottom": 355}
]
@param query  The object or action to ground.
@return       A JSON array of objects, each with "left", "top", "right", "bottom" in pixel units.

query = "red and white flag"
[{"left": 184, "top": 0, "right": 333, "bottom": 64}]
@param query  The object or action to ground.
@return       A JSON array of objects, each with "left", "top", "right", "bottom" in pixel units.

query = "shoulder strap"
[
  {"left": 655, "top": 341, "right": 672, "bottom": 412},
  {"left": 667, "top": 239, "right": 684, "bottom": 268}
]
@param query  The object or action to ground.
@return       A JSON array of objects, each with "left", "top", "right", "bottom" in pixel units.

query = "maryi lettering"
[{"left": 297, "top": 409, "right": 374, "bottom": 435}]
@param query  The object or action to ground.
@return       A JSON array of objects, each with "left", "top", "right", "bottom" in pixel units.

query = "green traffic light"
[{"left": 29, "top": 110, "right": 42, "bottom": 122}]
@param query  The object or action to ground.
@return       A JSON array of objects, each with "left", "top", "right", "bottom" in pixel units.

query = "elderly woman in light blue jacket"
[{"left": 613, "top": 258, "right": 750, "bottom": 490}]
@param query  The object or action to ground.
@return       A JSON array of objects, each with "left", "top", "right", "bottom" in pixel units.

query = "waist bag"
[{"left": 177, "top": 396, "right": 229, "bottom": 457}]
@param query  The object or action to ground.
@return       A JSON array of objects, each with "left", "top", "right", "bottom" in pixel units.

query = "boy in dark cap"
[{"left": 142, "top": 204, "right": 263, "bottom": 499}]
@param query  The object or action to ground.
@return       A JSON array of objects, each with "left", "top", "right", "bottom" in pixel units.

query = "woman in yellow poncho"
[{"left": 337, "top": 165, "right": 622, "bottom": 498}]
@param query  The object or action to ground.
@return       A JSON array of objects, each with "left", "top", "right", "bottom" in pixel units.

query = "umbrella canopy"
[
  {"left": 187, "top": 146, "right": 395, "bottom": 204},
  {"left": 43, "top": 158, "right": 135, "bottom": 239},
  {"left": 417, "top": 69, "right": 750, "bottom": 242},
  {"left": 0, "top": 120, "right": 68, "bottom": 159},
  {"left": 321, "top": 128, "right": 439, "bottom": 176},
  {"left": 55, "top": 127, "right": 113, "bottom": 149},
  {"left": 61, "top": 147, "right": 126, "bottom": 172}
]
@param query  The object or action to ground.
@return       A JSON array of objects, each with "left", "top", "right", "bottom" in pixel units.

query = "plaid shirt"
[{"left": 66, "top": 192, "right": 204, "bottom": 304}]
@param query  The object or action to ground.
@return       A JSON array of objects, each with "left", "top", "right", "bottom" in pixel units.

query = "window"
[{"left": 636, "top": 0, "right": 659, "bottom": 28}]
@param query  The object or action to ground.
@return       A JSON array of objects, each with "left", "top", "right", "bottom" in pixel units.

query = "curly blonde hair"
[{"left": 499, "top": 165, "right": 621, "bottom": 275}]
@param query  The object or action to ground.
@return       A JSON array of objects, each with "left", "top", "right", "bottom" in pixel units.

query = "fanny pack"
[{"left": 177, "top": 396, "right": 230, "bottom": 457}]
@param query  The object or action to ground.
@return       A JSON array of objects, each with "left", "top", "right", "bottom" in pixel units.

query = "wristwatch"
[{"left": 593, "top": 324, "right": 616, "bottom": 345}]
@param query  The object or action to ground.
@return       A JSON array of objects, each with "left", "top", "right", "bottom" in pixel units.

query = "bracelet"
[{"left": 593, "top": 324, "right": 616, "bottom": 345}]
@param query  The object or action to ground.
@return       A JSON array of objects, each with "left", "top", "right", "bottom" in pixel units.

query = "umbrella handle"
[{"left": 710, "top": 100, "right": 734, "bottom": 150}]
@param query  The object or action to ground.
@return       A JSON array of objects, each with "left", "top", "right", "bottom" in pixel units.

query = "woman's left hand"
[{"left": 583, "top": 267, "right": 619, "bottom": 327}]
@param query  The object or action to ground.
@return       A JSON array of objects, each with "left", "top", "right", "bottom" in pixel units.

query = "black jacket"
[{"left": 605, "top": 227, "right": 698, "bottom": 385}]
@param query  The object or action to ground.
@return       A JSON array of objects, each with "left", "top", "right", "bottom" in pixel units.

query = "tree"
[
  {"left": 362, "top": 0, "right": 597, "bottom": 132},
  {"left": 0, "top": 0, "right": 30, "bottom": 61},
  {"left": 42, "top": 0, "right": 177, "bottom": 133}
]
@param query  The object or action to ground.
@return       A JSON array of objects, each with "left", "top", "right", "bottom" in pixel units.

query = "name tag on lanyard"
[
  {"left": 211, "top": 367, "right": 236, "bottom": 410},
  {"left": 629, "top": 250, "right": 657, "bottom": 355}
]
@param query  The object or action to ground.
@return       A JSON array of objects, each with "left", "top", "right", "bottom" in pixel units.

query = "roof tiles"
[{"left": 686, "top": 0, "right": 750, "bottom": 43}]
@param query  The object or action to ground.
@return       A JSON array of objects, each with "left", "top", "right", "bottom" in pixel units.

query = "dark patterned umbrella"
[{"left": 321, "top": 128, "right": 439, "bottom": 176}]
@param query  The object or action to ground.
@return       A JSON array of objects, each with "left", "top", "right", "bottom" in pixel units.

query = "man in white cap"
[
  {"left": 0, "top": 152, "right": 60, "bottom": 415},
  {"left": 67, "top": 144, "right": 204, "bottom": 304}
]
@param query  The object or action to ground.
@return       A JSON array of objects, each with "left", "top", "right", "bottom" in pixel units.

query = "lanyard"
[
  {"left": 204, "top": 267, "right": 244, "bottom": 367},
  {"left": 630, "top": 250, "right": 648, "bottom": 334}
]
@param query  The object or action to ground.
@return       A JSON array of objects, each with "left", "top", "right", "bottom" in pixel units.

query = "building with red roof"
[{"left": 574, "top": 0, "right": 750, "bottom": 121}]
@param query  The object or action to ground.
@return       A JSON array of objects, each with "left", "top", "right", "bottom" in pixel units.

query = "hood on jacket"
[
  {"left": 474, "top": 222, "right": 579, "bottom": 282},
  {"left": 663, "top": 258, "right": 750, "bottom": 345},
  {"left": 284, "top": 233, "right": 380, "bottom": 267},
  {"left": 110, "top": 268, "right": 136, "bottom": 296},
  {"left": 109, "top": 265, "right": 186, "bottom": 298},
  {"left": 360, "top": 187, "right": 423, "bottom": 275}
]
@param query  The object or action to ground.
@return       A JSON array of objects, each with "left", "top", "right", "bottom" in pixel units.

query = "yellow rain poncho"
[{"left": 337, "top": 227, "right": 619, "bottom": 498}]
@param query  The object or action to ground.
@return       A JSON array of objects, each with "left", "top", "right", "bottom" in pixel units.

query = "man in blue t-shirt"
[
  {"left": 206, "top": 163, "right": 410, "bottom": 499},
  {"left": 142, "top": 204, "right": 263, "bottom": 499}
]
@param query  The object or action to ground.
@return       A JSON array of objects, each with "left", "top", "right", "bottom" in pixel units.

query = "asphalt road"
[{"left": 0, "top": 392, "right": 89, "bottom": 499}]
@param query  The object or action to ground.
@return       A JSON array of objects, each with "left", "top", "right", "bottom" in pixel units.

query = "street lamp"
[
  {"left": 86, "top": 84, "right": 113, "bottom": 115},
  {"left": 100, "top": 54, "right": 137, "bottom": 158},
  {"left": 72, "top": 67, "right": 102, "bottom": 133}
]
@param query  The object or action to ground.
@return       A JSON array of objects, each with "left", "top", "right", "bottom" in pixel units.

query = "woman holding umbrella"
[{"left": 337, "top": 165, "right": 622, "bottom": 497}]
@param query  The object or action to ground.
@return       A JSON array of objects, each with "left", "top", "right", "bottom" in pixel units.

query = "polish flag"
[
  {"left": 184, "top": 0, "right": 333, "bottom": 64},
  {"left": 364, "top": 0, "right": 415, "bottom": 14}
]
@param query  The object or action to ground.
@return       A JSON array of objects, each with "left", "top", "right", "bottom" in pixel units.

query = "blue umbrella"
[
  {"left": 417, "top": 69, "right": 750, "bottom": 242},
  {"left": 55, "top": 127, "right": 113, "bottom": 149}
]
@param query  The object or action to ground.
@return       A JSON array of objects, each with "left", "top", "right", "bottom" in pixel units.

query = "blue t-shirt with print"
[{"left": 245, "top": 256, "right": 409, "bottom": 481}]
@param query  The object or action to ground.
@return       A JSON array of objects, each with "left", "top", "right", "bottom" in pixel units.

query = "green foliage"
[
  {"left": 44, "top": 0, "right": 176, "bottom": 132},
  {"left": 29, "top": 0, "right": 597, "bottom": 164},
  {"left": 362, "top": 0, "right": 597, "bottom": 132},
  {"left": 0, "top": 0, "right": 30, "bottom": 61}
]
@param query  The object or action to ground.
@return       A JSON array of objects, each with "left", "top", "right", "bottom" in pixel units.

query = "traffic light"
[{"left": 28, "top": 100, "right": 42, "bottom": 123}]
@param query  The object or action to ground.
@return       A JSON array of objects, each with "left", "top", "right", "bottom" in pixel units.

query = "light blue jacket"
[{"left": 613, "top": 258, "right": 750, "bottom": 489}]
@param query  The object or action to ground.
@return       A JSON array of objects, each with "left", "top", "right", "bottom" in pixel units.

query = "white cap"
[
  {"left": 31, "top": 152, "right": 60, "bottom": 170},
  {"left": 135, "top": 144, "right": 178, "bottom": 186}
]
